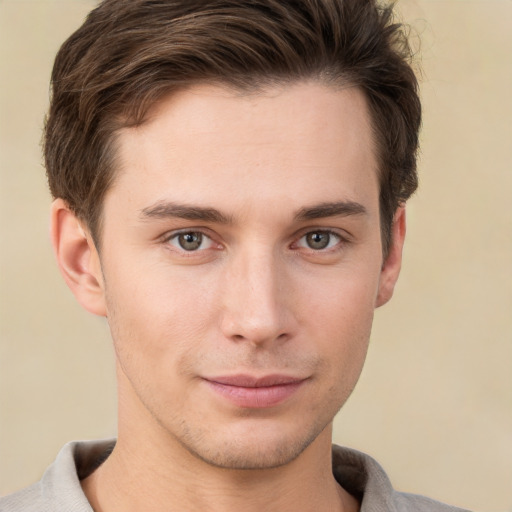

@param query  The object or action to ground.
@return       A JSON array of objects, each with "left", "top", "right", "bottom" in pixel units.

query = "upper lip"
[{"left": 204, "top": 374, "right": 307, "bottom": 388}]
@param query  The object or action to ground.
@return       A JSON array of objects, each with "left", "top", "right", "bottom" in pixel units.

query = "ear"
[
  {"left": 50, "top": 198, "right": 107, "bottom": 316},
  {"left": 375, "top": 206, "right": 406, "bottom": 308}
]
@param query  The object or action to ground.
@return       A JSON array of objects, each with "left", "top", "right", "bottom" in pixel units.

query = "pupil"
[
  {"left": 179, "top": 232, "right": 202, "bottom": 250},
  {"left": 307, "top": 232, "right": 329, "bottom": 250}
]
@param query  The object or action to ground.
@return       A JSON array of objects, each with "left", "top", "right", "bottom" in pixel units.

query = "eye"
[
  {"left": 296, "top": 230, "right": 341, "bottom": 250},
  {"left": 167, "top": 231, "right": 214, "bottom": 251}
]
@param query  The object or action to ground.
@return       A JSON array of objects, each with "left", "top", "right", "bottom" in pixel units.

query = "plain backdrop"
[{"left": 0, "top": 1, "right": 511, "bottom": 511}]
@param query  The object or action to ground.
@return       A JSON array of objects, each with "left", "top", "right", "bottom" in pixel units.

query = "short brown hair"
[{"left": 45, "top": 0, "right": 421, "bottom": 255}]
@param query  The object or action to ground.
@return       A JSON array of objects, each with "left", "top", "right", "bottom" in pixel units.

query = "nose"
[{"left": 219, "top": 247, "right": 294, "bottom": 347}]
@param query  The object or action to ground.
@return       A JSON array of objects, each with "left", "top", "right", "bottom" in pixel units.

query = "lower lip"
[{"left": 204, "top": 380, "right": 305, "bottom": 408}]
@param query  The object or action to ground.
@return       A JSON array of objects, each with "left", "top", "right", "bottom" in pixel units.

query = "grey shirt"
[{"left": 0, "top": 440, "right": 470, "bottom": 511}]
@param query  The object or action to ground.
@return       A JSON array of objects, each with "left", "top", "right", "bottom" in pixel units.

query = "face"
[{"left": 86, "top": 82, "right": 401, "bottom": 469}]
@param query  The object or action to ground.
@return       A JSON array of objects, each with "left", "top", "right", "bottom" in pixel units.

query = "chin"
[
  {"left": 187, "top": 441, "right": 307, "bottom": 470},
  {"left": 176, "top": 417, "right": 331, "bottom": 471}
]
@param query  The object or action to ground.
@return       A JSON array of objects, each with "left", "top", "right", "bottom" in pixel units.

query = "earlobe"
[
  {"left": 50, "top": 198, "right": 107, "bottom": 316},
  {"left": 375, "top": 206, "right": 406, "bottom": 308}
]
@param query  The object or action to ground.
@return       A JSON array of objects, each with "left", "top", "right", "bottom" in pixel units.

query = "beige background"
[{"left": 0, "top": 1, "right": 511, "bottom": 510}]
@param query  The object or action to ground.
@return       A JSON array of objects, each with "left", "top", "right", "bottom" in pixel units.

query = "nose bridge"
[{"left": 220, "top": 242, "right": 289, "bottom": 344}]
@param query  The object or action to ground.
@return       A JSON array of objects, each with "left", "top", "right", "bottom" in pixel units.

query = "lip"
[{"left": 203, "top": 374, "right": 307, "bottom": 409}]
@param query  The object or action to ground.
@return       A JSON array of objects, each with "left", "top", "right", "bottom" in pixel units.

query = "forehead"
[{"left": 109, "top": 81, "right": 379, "bottom": 219}]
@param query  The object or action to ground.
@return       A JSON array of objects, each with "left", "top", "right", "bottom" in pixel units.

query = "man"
[{"left": 1, "top": 1, "right": 470, "bottom": 511}]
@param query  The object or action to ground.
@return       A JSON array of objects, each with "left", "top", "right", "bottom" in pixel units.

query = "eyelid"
[
  {"left": 291, "top": 228, "right": 349, "bottom": 251},
  {"left": 162, "top": 228, "right": 221, "bottom": 251},
  {"left": 159, "top": 226, "right": 351, "bottom": 253}
]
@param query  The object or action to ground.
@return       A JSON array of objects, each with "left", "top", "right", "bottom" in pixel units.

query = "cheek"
[
  {"left": 301, "top": 271, "right": 377, "bottom": 384},
  {"left": 103, "top": 258, "right": 218, "bottom": 374},
  {"left": 303, "top": 265, "right": 379, "bottom": 333}
]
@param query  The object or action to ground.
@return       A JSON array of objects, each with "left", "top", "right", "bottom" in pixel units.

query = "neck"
[{"left": 81, "top": 372, "right": 359, "bottom": 512}]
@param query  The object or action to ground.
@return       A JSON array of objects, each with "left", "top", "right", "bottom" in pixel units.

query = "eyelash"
[
  {"left": 293, "top": 229, "right": 345, "bottom": 252},
  {"left": 164, "top": 230, "right": 218, "bottom": 252},
  {"left": 161, "top": 228, "right": 348, "bottom": 255}
]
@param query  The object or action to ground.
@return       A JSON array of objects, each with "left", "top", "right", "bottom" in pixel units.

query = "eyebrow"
[
  {"left": 139, "top": 199, "right": 367, "bottom": 224},
  {"left": 140, "top": 201, "right": 232, "bottom": 224},
  {"left": 294, "top": 201, "right": 367, "bottom": 221}
]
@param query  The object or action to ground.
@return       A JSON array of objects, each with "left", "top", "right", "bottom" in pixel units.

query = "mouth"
[{"left": 202, "top": 374, "right": 308, "bottom": 409}]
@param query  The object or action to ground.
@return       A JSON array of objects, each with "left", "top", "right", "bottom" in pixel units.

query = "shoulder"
[
  {"left": 0, "top": 440, "right": 115, "bottom": 512},
  {"left": 393, "top": 492, "right": 472, "bottom": 512},
  {"left": 0, "top": 481, "right": 45, "bottom": 512},
  {"left": 332, "top": 445, "right": 472, "bottom": 512}
]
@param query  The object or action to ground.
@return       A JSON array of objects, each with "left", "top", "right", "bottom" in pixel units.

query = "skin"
[{"left": 52, "top": 81, "right": 405, "bottom": 512}]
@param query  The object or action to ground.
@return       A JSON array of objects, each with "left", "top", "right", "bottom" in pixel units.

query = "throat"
[{"left": 79, "top": 439, "right": 359, "bottom": 512}]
